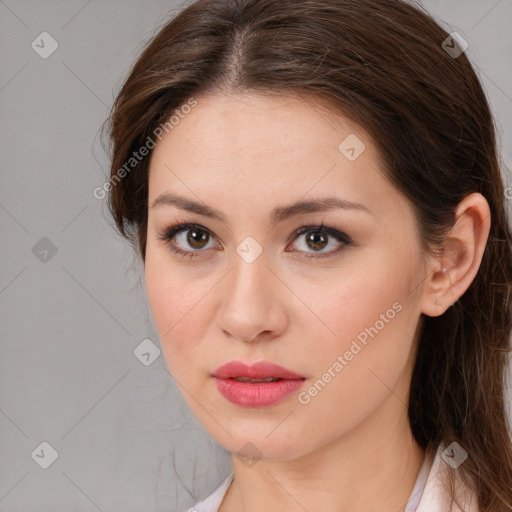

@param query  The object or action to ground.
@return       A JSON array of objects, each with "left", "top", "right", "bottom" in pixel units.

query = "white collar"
[{"left": 415, "top": 444, "right": 478, "bottom": 512}]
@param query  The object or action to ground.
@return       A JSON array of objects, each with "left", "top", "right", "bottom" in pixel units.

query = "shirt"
[{"left": 185, "top": 443, "right": 478, "bottom": 512}]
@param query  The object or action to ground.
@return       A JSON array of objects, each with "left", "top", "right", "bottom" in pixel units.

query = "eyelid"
[{"left": 289, "top": 224, "right": 351, "bottom": 245}]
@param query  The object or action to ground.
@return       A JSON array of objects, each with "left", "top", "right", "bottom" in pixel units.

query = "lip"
[
  {"left": 211, "top": 360, "right": 306, "bottom": 408},
  {"left": 212, "top": 361, "right": 306, "bottom": 380},
  {"left": 212, "top": 360, "right": 306, "bottom": 380}
]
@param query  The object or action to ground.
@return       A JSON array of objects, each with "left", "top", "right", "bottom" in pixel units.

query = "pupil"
[
  {"left": 188, "top": 229, "right": 208, "bottom": 249},
  {"left": 308, "top": 231, "right": 327, "bottom": 251}
]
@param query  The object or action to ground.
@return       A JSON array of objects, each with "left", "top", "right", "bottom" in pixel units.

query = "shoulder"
[
  {"left": 185, "top": 472, "right": 234, "bottom": 512},
  {"left": 416, "top": 444, "right": 479, "bottom": 512}
]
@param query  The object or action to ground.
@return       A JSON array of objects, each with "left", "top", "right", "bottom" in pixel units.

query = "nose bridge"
[
  {"left": 227, "top": 239, "right": 271, "bottom": 306},
  {"left": 217, "top": 239, "right": 285, "bottom": 341}
]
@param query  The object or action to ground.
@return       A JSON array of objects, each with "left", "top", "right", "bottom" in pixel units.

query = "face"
[{"left": 145, "top": 92, "right": 428, "bottom": 461}]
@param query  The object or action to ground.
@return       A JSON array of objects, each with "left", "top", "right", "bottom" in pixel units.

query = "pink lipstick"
[{"left": 211, "top": 360, "right": 306, "bottom": 407}]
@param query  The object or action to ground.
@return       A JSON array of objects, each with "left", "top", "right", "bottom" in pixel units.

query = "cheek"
[
  {"left": 297, "top": 260, "right": 421, "bottom": 391},
  {"left": 297, "top": 261, "right": 412, "bottom": 348},
  {"left": 144, "top": 254, "right": 210, "bottom": 372},
  {"left": 290, "top": 286, "right": 417, "bottom": 444}
]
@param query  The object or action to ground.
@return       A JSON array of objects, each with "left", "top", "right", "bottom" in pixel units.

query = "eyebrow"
[{"left": 150, "top": 192, "right": 372, "bottom": 224}]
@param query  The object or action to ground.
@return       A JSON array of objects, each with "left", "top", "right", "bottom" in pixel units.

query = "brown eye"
[
  {"left": 158, "top": 222, "right": 351, "bottom": 261},
  {"left": 288, "top": 225, "right": 351, "bottom": 258},
  {"left": 157, "top": 223, "right": 218, "bottom": 259},
  {"left": 305, "top": 231, "right": 328, "bottom": 251},
  {"left": 186, "top": 227, "right": 210, "bottom": 249}
]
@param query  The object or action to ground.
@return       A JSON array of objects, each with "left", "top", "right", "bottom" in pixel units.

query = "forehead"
[
  {"left": 156, "top": 93, "right": 363, "bottom": 152},
  {"left": 148, "top": 92, "right": 381, "bottom": 187}
]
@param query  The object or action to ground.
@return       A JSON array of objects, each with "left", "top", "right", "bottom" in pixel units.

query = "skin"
[{"left": 144, "top": 92, "right": 490, "bottom": 512}]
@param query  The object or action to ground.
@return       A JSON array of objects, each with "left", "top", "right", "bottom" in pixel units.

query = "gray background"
[{"left": 0, "top": 1, "right": 511, "bottom": 511}]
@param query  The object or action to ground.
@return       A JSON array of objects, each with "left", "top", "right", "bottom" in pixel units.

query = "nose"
[{"left": 215, "top": 249, "right": 288, "bottom": 343}]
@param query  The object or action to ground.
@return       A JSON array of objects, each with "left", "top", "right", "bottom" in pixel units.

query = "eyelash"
[{"left": 156, "top": 222, "right": 352, "bottom": 260}]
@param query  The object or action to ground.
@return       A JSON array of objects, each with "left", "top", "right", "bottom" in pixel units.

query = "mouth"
[
  {"left": 229, "top": 377, "right": 287, "bottom": 383},
  {"left": 211, "top": 363, "right": 307, "bottom": 407}
]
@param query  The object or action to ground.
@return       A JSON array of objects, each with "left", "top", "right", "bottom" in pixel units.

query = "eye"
[
  {"left": 157, "top": 223, "right": 219, "bottom": 259},
  {"left": 287, "top": 224, "right": 352, "bottom": 259},
  {"left": 156, "top": 222, "right": 352, "bottom": 260}
]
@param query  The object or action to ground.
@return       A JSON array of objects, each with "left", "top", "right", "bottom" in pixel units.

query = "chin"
[{"left": 212, "top": 429, "right": 310, "bottom": 463}]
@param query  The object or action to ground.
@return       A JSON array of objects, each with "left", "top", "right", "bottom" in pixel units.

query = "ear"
[{"left": 421, "top": 193, "right": 491, "bottom": 317}]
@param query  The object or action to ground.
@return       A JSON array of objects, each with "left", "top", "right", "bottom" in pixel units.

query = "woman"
[{"left": 102, "top": 0, "right": 512, "bottom": 510}]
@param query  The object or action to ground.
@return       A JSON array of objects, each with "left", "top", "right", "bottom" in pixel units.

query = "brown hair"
[{"left": 102, "top": 0, "right": 512, "bottom": 509}]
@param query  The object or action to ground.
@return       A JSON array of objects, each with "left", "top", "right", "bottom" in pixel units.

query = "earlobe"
[{"left": 421, "top": 193, "right": 491, "bottom": 317}]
